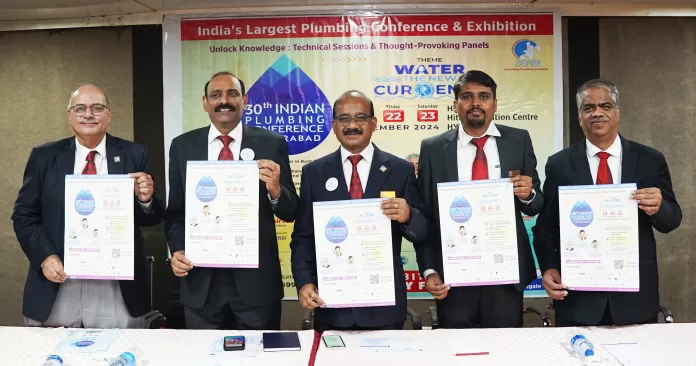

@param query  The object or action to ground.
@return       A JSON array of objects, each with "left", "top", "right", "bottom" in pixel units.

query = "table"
[
  {"left": 315, "top": 324, "right": 696, "bottom": 366},
  {"left": 0, "top": 327, "right": 315, "bottom": 366}
]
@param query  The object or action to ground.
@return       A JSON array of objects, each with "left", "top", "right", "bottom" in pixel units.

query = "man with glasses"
[
  {"left": 166, "top": 72, "right": 298, "bottom": 330},
  {"left": 290, "top": 90, "right": 428, "bottom": 332},
  {"left": 12, "top": 84, "right": 164, "bottom": 328}
]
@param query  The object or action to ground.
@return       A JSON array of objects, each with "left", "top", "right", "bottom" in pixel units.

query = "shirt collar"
[
  {"left": 586, "top": 134, "right": 621, "bottom": 158},
  {"left": 75, "top": 135, "right": 107, "bottom": 158},
  {"left": 457, "top": 122, "right": 501, "bottom": 147},
  {"left": 208, "top": 123, "right": 243, "bottom": 145},
  {"left": 340, "top": 142, "right": 375, "bottom": 164}
]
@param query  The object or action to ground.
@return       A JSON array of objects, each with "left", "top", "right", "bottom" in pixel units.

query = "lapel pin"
[
  {"left": 114, "top": 156, "right": 121, "bottom": 162},
  {"left": 379, "top": 165, "right": 387, "bottom": 172}
]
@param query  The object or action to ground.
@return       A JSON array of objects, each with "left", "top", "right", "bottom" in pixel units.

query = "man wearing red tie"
[
  {"left": 416, "top": 71, "right": 544, "bottom": 328},
  {"left": 166, "top": 72, "right": 298, "bottom": 329},
  {"left": 13, "top": 84, "right": 164, "bottom": 328},
  {"left": 534, "top": 79, "right": 681, "bottom": 326}
]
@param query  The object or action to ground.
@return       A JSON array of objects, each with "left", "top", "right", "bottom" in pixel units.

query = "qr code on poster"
[
  {"left": 235, "top": 236, "right": 244, "bottom": 246},
  {"left": 614, "top": 260, "right": 624, "bottom": 270},
  {"left": 112, "top": 248, "right": 120, "bottom": 259},
  {"left": 370, "top": 274, "right": 379, "bottom": 284},
  {"left": 494, "top": 254, "right": 504, "bottom": 263}
]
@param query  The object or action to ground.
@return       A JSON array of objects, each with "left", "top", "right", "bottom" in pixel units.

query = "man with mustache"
[
  {"left": 534, "top": 79, "right": 681, "bottom": 326},
  {"left": 13, "top": 84, "right": 164, "bottom": 328},
  {"left": 166, "top": 71, "right": 298, "bottom": 330},
  {"left": 415, "top": 70, "right": 543, "bottom": 328},
  {"left": 290, "top": 90, "right": 428, "bottom": 332}
]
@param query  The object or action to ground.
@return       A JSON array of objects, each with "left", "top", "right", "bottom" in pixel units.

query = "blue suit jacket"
[
  {"left": 290, "top": 144, "right": 428, "bottom": 327},
  {"left": 12, "top": 134, "right": 164, "bottom": 322}
]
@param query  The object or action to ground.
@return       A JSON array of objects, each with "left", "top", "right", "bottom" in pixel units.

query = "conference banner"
[{"left": 163, "top": 12, "right": 562, "bottom": 300}]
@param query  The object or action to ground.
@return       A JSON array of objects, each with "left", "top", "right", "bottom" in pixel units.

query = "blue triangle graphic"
[{"left": 270, "top": 55, "right": 298, "bottom": 76}]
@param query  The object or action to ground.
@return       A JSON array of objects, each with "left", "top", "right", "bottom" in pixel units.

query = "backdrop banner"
[{"left": 163, "top": 12, "right": 562, "bottom": 299}]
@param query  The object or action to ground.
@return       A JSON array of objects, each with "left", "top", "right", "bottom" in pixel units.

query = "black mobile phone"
[
  {"left": 322, "top": 334, "right": 346, "bottom": 349},
  {"left": 223, "top": 335, "right": 245, "bottom": 351}
]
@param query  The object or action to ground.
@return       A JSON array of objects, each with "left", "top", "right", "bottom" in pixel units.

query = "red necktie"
[
  {"left": 218, "top": 135, "right": 234, "bottom": 161},
  {"left": 82, "top": 150, "right": 97, "bottom": 175},
  {"left": 596, "top": 152, "right": 613, "bottom": 184},
  {"left": 347, "top": 155, "right": 363, "bottom": 199},
  {"left": 470, "top": 136, "right": 490, "bottom": 180}
]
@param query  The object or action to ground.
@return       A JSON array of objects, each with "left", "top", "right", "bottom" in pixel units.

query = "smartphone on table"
[
  {"left": 322, "top": 334, "right": 346, "bottom": 349},
  {"left": 223, "top": 335, "right": 245, "bottom": 351}
]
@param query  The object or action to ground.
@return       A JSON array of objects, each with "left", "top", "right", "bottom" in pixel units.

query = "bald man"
[
  {"left": 12, "top": 84, "right": 165, "bottom": 328},
  {"left": 290, "top": 90, "right": 428, "bottom": 332}
]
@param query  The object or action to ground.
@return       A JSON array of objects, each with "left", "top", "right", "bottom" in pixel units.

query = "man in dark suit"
[
  {"left": 166, "top": 72, "right": 298, "bottom": 330},
  {"left": 290, "top": 90, "right": 428, "bottom": 332},
  {"left": 12, "top": 84, "right": 164, "bottom": 328},
  {"left": 416, "top": 70, "right": 544, "bottom": 328},
  {"left": 533, "top": 79, "right": 681, "bottom": 326}
]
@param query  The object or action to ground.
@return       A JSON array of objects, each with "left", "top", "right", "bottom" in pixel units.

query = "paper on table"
[
  {"left": 602, "top": 343, "right": 660, "bottom": 366},
  {"left": 55, "top": 329, "right": 121, "bottom": 353},
  {"left": 359, "top": 337, "right": 424, "bottom": 352},
  {"left": 208, "top": 335, "right": 262, "bottom": 358},
  {"left": 445, "top": 336, "right": 490, "bottom": 356}
]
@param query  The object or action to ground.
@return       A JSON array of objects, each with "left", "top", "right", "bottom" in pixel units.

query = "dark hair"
[
  {"left": 332, "top": 90, "right": 374, "bottom": 119},
  {"left": 204, "top": 71, "right": 246, "bottom": 97},
  {"left": 452, "top": 70, "right": 497, "bottom": 100},
  {"left": 459, "top": 226, "right": 465, "bottom": 230},
  {"left": 335, "top": 246, "right": 341, "bottom": 250}
]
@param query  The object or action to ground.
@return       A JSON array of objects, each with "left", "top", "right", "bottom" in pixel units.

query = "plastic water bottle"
[
  {"left": 570, "top": 334, "right": 600, "bottom": 364},
  {"left": 107, "top": 348, "right": 143, "bottom": 366},
  {"left": 43, "top": 355, "right": 63, "bottom": 366}
]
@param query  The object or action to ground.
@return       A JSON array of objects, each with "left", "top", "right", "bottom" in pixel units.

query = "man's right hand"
[
  {"left": 41, "top": 255, "right": 67, "bottom": 283},
  {"left": 298, "top": 284, "right": 325, "bottom": 310},
  {"left": 542, "top": 269, "right": 568, "bottom": 300},
  {"left": 171, "top": 250, "right": 193, "bottom": 277},
  {"left": 425, "top": 273, "right": 450, "bottom": 300}
]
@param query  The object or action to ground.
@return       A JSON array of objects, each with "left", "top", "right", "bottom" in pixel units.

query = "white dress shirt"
[
  {"left": 207, "top": 123, "right": 278, "bottom": 206},
  {"left": 456, "top": 123, "right": 502, "bottom": 180},
  {"left": 586, "top": 135, "right": 622, "bottom": 184},
  {"left": 340, "top": 142, "right": 375, "bottom": 192},
  {"left": 74, "top": 136, "right": 152, "bottom": 215},
  {"left": 208, "top": 123, "right": 243, "bottom": 161},
  {"left": 74, "top": 136, "right": 108, "bottom": 174}
]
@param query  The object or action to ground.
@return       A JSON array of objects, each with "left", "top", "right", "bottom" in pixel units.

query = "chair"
[
  {"left": 429, "top": 303, "right": 674, "bottom": 328},
  {"left": 428, "top": 305, "right": 551, "bottom": 329},
  {"left": 301, "top": 307, "right": 423, "bottom": 330},
  {"left": 531, "top": 301, "right": 675, "bottom": 326},
  {"left": 142, "top": 256, "right": 167, "bottom": 328}
]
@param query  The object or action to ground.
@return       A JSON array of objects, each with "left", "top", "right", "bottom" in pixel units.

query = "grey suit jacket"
[{"left": 416, "top": 124, "right": 543, "bottom": 291}]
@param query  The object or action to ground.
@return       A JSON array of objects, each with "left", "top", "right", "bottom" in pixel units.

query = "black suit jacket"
[
  {"left": 12, "top": 134, "right": 165, "bottom": 322},
  {"left": 533, "top": 135, "right": 681, "bottom": 325},
  {"left": 416, "top": 125, "right": 543, "bottom": 292},
  {"left": 290, "top": 145, "right": 428, "bottom": 327},
  {"left": 166, "top": 124, "right": 298, "bottom": 309}
]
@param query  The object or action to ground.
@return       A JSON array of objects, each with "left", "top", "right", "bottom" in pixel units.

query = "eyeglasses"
[
  {"left": 334, "top": 115, "right": 373, "bottom": 125},
  {"left": 69, "top": 104, "right": 108, "bottom": 116}
]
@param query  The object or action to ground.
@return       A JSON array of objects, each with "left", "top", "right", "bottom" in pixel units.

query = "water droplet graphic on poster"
[{"left": 244, "top": 54, "right": 332, "bottom": 155}]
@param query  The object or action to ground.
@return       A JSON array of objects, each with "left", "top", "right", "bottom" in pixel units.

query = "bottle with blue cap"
[
  {"left": 42, "top": 354, "right": 63, "bottom": 366},
  {"left": 570, "top": 333, "right": 601, "bottom": 364},
  {"left": 107, "top": 347, "right": 143, "bottom": 366}
]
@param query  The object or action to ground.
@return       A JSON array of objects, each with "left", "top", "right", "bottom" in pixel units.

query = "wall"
[
  {"left": 599, "top": 17, "right": 696, "bottom": 321},
  {"left": 0, "top": 27, "right": 133, "bottom": 325}
]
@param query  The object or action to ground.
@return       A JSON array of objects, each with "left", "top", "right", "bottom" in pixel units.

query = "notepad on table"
[{"left": 262, "top": 332, "right": 301, "bottom": 352}]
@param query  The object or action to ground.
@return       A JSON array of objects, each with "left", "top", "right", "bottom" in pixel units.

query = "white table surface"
[
  {"left": 316, "top": 324, "right": 696, "bottom": 366},
  {"left": 0, "top": 327, "right": 315, "bottom": 366}
]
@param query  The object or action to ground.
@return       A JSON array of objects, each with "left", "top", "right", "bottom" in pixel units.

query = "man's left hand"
[
  {"left": 258, "top": 159, "right": 281, "bottom": 199},
  {"left": 632, "top": 188, "right": 662, "bottom": 216},
  {"left": 381, "top": 198, "right": 410, "bottom": 224},
  {"left": 130, "top": 172, "right": 154, "bottom": 203},
  {"left": 512, "top": 175, "right": 534, "bottom": 200}
]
